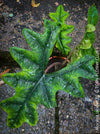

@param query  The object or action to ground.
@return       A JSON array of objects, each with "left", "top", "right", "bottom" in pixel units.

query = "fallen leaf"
[
  {"left": 31, "top": 0, "right": 40, "bottom": 7},
  {"left": 16, "top": 0, "right": 19, "bottom": 2}
]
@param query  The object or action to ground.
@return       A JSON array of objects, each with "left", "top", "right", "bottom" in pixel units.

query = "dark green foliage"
[
  {"left": 88, "top": 4, "right": 99, "bottom": 26},
  {"left": 0, "top": 5, "right": 98, "bottom": 128}
]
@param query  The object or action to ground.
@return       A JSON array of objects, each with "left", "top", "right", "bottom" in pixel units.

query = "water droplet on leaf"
[{"left": 47, "top": 44, "right": 49, "bottom": 47}]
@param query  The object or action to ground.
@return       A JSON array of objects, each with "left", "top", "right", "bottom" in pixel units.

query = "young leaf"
[
  {"left": 88, "top": 4, "right": 99, "bottom": 26},
  {"left": 71, "top": 4, "right": 99, "bottom": 63},
  {"left": 50, "top": 5, "right": 74, "bottom": 55},
  {"left": 49, "top": 5, "right": 69, "bottom": 24}
]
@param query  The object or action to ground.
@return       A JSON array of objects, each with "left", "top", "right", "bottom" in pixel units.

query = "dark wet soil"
[{"left": 0, "top": 0, "right": 100, "bottom": 134}]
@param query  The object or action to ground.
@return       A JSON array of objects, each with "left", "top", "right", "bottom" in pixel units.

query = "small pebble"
[
  {"left": 55, "top": 2, "right": 59, "bottom": 6},
  {"left": 9, "top": 13, "right": 13, "bottom": 17},
  {"left": 22, "top": 129, "right": 24, "bottom": 132},
  {"left": 84, "top": 97, "right": 92, "bottom": 102},
  {"left": 66, "top": 115, "right": 69, "bottom": 118},
  {"left": 93, "top": 100, "right": 99, "bottom": 107}
]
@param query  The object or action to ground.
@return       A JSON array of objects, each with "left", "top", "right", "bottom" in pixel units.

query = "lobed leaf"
[
  {"left": 49, "top": 5, "right": 69, "bottom": 24},
  {"left": 0, "top": 5, "right": 98, "bottom": 128},
  {"left": 0, "top": 54, "right": 97, "bottom": 128},
  {"left": 0, "top": 95, "right": 38, "bottom": 128},
  {"left": 0, "top": 18, "right": 61, "bottom": 128},
  {"left": 46, "top": 55, "right": 97, "bottom": 98},
  {"left": 22, "top": 19, "right": 61, "bottom": 70},
  {"left": 50, "top": 5, "right": 74, "bottom": 55}
]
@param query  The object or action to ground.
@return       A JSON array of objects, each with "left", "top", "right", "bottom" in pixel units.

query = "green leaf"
[
  {"left": 0, "top": 5, "right": 97, "bottom": 129},
  {"left": 0, "top": 19, "right": 61, "bottom": 128},
  {"left": 71, "top": 4, "right": 99, "bottom": 63},
  {"left": 22, "top": 19, "right": 61, "bottom": 70},
  {"left": 0, "top": 96, "right": 38, "bottom": 128},
  {"left": 86, "top": 24, "right": 96, "bottom": 32},
  {"left": 84, "top": 32, "right": 95, "bottom": 44},
  {"left": 50, "top": 5, "right": 74, "bottom": 55},
  {"left": 80, "top": 39, "right": 91, "bottom": 49},
  {"left": 56, "top": 24, "right": 74, "bottom": 55},
  {"left": 47, "top": 55, "right": 97, "bottom": 97},
  {"left": 49, "top": 5, "right": 69, "bottom": 24},
  {"left": 0, "top": 54, "right": 97, "bottom": 128},
  {"left": 88, "top": 4, "right": 99, "bottom": 26}
]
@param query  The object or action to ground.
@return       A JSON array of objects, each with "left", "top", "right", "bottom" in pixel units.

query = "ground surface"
[{"left": 0, "top": 0, "right": 100, "bottom": 134}]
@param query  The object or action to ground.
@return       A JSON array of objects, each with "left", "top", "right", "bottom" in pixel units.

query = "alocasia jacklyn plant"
[{"left": 0, "top": 5, "right": 99, "bottom": 128}]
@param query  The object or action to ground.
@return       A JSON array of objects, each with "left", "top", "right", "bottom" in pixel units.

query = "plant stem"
[
  {"left": 45, "top": 62, "right": 61, "bottom": 74},
  {"left": 62, "top": 43, "right": 80, "bottom": 66},
  {"left": 45, "top": 44, "right": 79, "bottom": 73},
  {"left": 45, "top": 44, "right": 80, "bottom": 73},
  {"left": 0, "top": 69, "right": 10, "bottom": 78}
]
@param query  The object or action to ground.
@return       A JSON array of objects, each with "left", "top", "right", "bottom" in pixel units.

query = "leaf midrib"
[
  {"left": 49, "top": 56, "right": 94, "bottom": 77},
  {"left": 10, "top": 74, "right": 45, "bottom": 126},
  {"left": 8, "top": 25, "right": 60, "bottom": 123},
  {"left": 42, "top": 27, "right": 57, "bottom": 71},
  {"left": 58, "top": 6, "right": 68, "bottom": 22}
]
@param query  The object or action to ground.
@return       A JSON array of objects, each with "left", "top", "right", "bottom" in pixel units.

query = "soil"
[{"left": 0, "top": 0, "right": 100, "bottom": 134}]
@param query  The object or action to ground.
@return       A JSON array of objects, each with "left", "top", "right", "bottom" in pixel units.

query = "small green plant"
[
  {"left": 70, "top": 4, "right": 99, "bottom": 62},
  {"left": 0, "top": 5, "right": 99, "bottom": 128}
]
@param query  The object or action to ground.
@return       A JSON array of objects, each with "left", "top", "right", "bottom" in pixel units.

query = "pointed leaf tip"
[
  {"left": 49, "top": 5, "right": 69, "bottom": 24},
  {"left": 88, "top": 4, "right": 99, "bottom": 26},
  {"left": 49, "top": 5, "right": 74, "bottom": 55}
]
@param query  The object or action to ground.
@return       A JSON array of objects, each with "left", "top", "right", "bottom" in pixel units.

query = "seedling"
[{"left": 0, "top": 5, "right": 99, "bottom": 128}]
